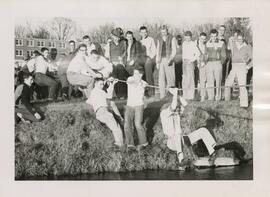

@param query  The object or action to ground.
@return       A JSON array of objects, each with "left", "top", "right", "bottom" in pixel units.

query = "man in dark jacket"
[
  {"left": 15, "top": 73, "right": 44, "bottom": 123},
  {"left": 105, "top": 28, "right": 128, "bottom": 99},
  {"left": 125, "top": 31, "right": 145, "bottom": 75}
]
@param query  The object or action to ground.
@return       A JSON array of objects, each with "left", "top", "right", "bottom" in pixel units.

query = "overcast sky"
[{"left": 15, "top": 17, "right": 226, "bottom": 32}]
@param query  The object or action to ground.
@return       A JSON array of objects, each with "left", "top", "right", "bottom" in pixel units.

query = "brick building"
[{"left": 15, "top": 37, "right": 69, "bottom": 66}]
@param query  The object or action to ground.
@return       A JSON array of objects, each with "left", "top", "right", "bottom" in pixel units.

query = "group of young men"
[{"left": 15, "top": 24, "right": 253, "bottom": 166}]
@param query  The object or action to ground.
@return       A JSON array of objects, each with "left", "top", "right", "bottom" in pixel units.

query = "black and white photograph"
[
  {"left": 1, "top": 0, "right": 270, "bottom": 196},
  {"left": 14, "top": 16, "right": 253, "bottom": 180}
]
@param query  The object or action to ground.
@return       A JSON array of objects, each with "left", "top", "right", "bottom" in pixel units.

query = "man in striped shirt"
[{"left": 205, "top": 29, "right": 227, "bottom": 101}]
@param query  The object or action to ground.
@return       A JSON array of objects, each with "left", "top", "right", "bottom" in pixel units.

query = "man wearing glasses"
[{"left": 67, "top": 44, "right": 102, "bottom": 98}]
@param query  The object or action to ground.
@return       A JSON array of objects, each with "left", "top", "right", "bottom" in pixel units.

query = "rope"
[{"left": 114, "top": 79, "right": 253, "bottom": 91}]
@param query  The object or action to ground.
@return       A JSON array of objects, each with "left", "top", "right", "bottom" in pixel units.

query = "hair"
[
  {"left": 219, "top": 25, "right": 226, "bottom": 30},
  {"left": 82, "top": 35, "right": 90, "bottom": 40},
  {"left": 160, "top": 25, "right": 168, "bottom": 31},
  {"left": 200, "top": 32, "right": 207, "bottom": 37},
  {"left": 126, "top": 31, "right": 133, "bottom": 36},
  {"left": 176, "top": 35, "right": 182, "bottom": 39},
  {"left": 90, "top": 49, "right": 99, "bottom": 55},
  {"left": 233, "top": 29, "right": 241, "bottom": 35},
  {"left": 33, "top": 50, "right": 41, "bottom": 57},
  {"left": 22, "top": 72, "right": 32, "bottom": 80},
  {"left": 41, "top": 47, "right": 49, "bottom": 53},
  {"left": 116, "top": 27, "right": 124, "bottom": 36},
  {"left": 139, "top": 26, "right": 147, "bottom": 31},
  {"left": 210, "top": 29, "right": 218, "bottom": 35},
  {"left": 78, "top": 43, "right": 87, "bottom": 49},
  {"left": 69, "top": 40, "right": 75, "bottom": 44},
  {"left": 94, "top": 78, "right": 104, "bottom": 85},
  {"left": 237, "top": 33, "right": 245, "bottom": 39},
  {"left": 184, "top": 31, "right": 192, "bottom": 37},
  {"left": 133, "top": 64, "right": 144, "bottom": 75}
]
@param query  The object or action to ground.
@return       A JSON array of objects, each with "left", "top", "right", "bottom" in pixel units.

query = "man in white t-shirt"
[
  {"left": 86, "top": 50, "right": 113, "bottom": 79},
  {"left": 124, "top": 67, "right": 148, "bottom": 148},
  {"left": 86, "top": 78, "right": 124, "bottom": 147}
]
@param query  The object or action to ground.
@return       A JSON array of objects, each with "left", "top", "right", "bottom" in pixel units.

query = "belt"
[{"left": 208, "top": 58, "right": 220, "bottom": 61}]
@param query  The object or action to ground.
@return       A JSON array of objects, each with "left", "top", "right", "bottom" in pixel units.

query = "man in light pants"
[
  {"left": 183, "top": 127, "right": 217, "bottom": 156},
  {"left": 224, "top": 34, "right": 252, "bottom": 108},
  {"left": 86, "top": 78, "right": 124, "bottom": 147},
  {"left": 156, "top": 25, "right": 177, "bottom": 98},
  {"left": 205, "top": 29, "right": 227, "bottom": 101},
  {"left": 182, "top": 31, "right": 200, "bottom": 100}
]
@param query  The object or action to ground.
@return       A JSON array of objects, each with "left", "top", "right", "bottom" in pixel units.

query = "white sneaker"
[{"left": 178, "top": 152, "right": 184, "bottom": 163}]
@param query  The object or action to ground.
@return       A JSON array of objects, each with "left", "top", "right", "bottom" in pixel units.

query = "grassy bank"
[{"left": 15, "top": 99, "right": 252, "bottom": 179}]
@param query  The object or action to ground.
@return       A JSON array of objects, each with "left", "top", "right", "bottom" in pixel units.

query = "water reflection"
[{"left": 19, "top": 163, "right": 252, "bottom": 181}]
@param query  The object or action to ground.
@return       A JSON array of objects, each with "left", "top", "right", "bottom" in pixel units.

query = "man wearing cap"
[
  {"left": 105, "top": 28, "right": 128, "bottom": 99},
  {"left": 205, "top": 29, "right": 227, "bottom": 101},
  {"left": 156, "top": 25, "right": 177, "bottom": 98},
  {"left": 182, "top": 31, "right": 200, "bottom": 100}
]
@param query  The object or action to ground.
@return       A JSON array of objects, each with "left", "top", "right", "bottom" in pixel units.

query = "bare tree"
[
  {"left": 87, "top": 23, "right": 115, "bottom": 44},
  {"left": 47, "top": 17, "right": 77, "bottom": 41},
  {"left": 33, "top": 25, "right": 51, "bottom": 39},
  {"left": 15, "top": 24, "right": 27, "bottom": 38}
]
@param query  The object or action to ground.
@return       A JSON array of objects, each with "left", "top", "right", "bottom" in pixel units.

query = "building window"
[
  {"left": 48, "top": 42, "right": 56, "bottom": 48},
  {"left": 27, "top": 50, "right": 34, "bottom": 57},
  {"left": 37, "top": 41, "right": 45, "bottom": 47},
  {"left": 15, "top": 39, "right": 23, "bottom": 46},
  {"left": 16, "top": 50, "right": 23, "bottom": 56},
  {"left": 59, "top": 42, "right": 66, "bottom": 49},
  {"left": 27, "top": 40, "right": 34, "bottom": 47}
]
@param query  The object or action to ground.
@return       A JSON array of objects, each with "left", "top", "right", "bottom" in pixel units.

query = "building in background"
[{"left": 14, "top": 37, "right": 68, "bottom": 67}]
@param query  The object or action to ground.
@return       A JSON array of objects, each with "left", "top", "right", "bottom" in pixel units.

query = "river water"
[{"left": 19, "top": 163, "right": 252, "bottom": 181}]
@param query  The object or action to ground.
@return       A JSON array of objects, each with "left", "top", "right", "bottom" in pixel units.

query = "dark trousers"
[
  {"left": 112, "top": 64, "right": 129, "bottom": 98},
  {"left": 143, "top": 57, "right": 155, "bottom": 96},
  {"left": 15, "top": 105, "right": 44, "bottom": 122},
  {"left": 35, "top": 73, "right": 60, "bottom": 99},
  {"left": 174, "top": 60, "right": 183, "bottom": 88}
]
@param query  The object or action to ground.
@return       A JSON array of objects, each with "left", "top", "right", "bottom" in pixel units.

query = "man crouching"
[{"left": 86, "top": 78, "right": 124, "bottom": 147}]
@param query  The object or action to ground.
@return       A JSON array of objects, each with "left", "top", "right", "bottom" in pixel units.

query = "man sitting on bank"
[
  {"left": 67, "top": 44, "right": 102, "bottom": 98},
  {"left": 15, "top": 73, "right": 44, "bottom": 123}
]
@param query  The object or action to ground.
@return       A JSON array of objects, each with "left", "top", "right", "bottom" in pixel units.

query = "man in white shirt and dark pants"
[
  {"left": 34, "top": 47, "right": 60, "bottom": 101},
  {"left": 86, "top": 78, "right": 124, "bottom": 147},
  {"left": 182, "top": 31, "right": 200, "bottom": 100},
  {"left": 139, "top": 26, "right": 157, "bottom": 97}
]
